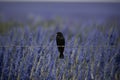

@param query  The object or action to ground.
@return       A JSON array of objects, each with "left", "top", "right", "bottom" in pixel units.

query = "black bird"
[{"left": 56, "top": 32, "right": 65, "bottom": 59}]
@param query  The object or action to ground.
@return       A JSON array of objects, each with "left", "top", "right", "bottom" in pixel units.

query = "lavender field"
[{"left": 0, "top": 2, "right": 120, "bottom": 80}]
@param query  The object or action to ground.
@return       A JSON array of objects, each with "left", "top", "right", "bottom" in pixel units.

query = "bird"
[{"left": 56, "top": 32, "right": 65, "bottom": 59}]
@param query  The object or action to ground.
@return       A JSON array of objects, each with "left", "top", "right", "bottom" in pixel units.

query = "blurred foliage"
[
  {"left": 0, "top": 16, "right": 120, "bottom": 44},
  {"left": 0, "top": 16, "right": 120, "bottom": 80},
  {"left": 0, "top": 20, "right": 23, "bottom": 35}
]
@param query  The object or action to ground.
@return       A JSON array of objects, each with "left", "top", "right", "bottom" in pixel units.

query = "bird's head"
[{"left": 56, "top": 32, "right": 63, "bottom": 36}]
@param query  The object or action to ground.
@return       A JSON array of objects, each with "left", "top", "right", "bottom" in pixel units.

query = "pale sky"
[{"left": 0, "top": 0, "right": 120, "bottom": 2}]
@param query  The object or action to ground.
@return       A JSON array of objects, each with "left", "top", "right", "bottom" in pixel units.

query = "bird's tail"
[{"left": 59, "top": 53, "right": 64, "bottom": 59}]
